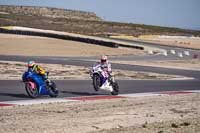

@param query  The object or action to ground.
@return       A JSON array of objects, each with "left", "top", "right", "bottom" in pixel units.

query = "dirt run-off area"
[
  {"left": 112, "top": 59, "right": 200, "bottom": 71},
  {"left": 0, "top": 93, "right": 200, "bottom": 133},
  {"left": 111, "top": 35, "right": 200, "bottom": 50},
  {"left": 140, "top": 36, "right": 200, "bottom": 50},
  {"left": 0, "top": 33, "right": 145, "bottom": 57}
]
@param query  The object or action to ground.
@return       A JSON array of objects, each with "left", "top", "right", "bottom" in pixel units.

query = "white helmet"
[{"left": 101, "top": 55, "right": 108, "bottom": 63}]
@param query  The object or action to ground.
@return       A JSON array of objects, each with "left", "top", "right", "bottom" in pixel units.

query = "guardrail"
[
  {"left": 0, "top": 27, "right": 146, "bottom": 50},
  {"left": 0, "top": 28, "right": 119, "bottom": 48}
]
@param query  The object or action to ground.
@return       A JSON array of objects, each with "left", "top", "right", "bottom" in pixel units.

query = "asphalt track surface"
[
  {"left": 0, "top": 54, "right": 200, "bottom": 102},
  {"left": 0, "top": 39, "right": 200, "bottom": 101},
  {"left": 0, "top": 80, "right": 200, "bottom": 102},
  {"left": 1, "top": 55, "right": 200, "bottom": 79}
]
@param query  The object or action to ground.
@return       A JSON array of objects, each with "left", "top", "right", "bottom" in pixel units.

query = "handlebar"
[{"left": 46, "top": 72, "right": 49, "bottom": 76}]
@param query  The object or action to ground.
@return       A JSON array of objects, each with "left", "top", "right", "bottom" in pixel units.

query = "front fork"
[
  {"left": 45, "top": 79, "right": 52, "bottom": 88},
  {"left": 108, "top": 75, "right": 115, "bottom": 85}
]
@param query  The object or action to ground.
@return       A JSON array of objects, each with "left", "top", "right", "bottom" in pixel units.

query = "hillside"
[
  {"left": 0, "top": 5, "right": 199, "bottom": 37},
  {"left": 0, "top": 5, "right": 102, "bottom": 21}
]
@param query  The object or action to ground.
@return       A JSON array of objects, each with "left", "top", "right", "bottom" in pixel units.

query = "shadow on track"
[
  {"left": 0, "top": 93, "right": 29, "bottom": 98},
  {"left": 60, "top": 90, "right": 102, "bottom": 96}
]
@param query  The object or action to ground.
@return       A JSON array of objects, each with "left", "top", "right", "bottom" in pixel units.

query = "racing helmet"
[
  {"left": 101, "top": 55, "right": 108, "bottom": 63},
  {"left": 27, "top": 60, "right": 35, "bottom": 67}
]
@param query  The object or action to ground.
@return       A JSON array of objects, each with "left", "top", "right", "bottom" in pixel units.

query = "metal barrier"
[{"left": 0, "top": 28, "right": 144, "bottom": 50}]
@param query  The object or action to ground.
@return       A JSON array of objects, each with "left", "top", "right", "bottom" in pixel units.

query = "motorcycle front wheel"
[
  {"left": 48, "top": 81, "right": 59, "bottom": 97},
  {"left": 93, "top": 74, "right": 101, "bottom": 91},
  {"left": 111, "top": 82, "right": 119, "bottom": 95}
]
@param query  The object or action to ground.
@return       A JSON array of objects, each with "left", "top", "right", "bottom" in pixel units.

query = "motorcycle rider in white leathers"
[{"left": 96, "top": 55, "right": 112, "bottom": 81}]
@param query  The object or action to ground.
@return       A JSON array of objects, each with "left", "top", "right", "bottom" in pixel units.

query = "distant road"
[{"left": 0, "top": 55, "right": 200, "bottom": 79}]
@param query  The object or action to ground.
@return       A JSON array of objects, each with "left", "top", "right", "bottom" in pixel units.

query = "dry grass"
[{"left": 0, "top": 13, "right": 199, "bottom": 37}]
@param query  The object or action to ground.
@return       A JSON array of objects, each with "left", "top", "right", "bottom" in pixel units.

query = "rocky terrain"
[
  {"left": 0, "top": 5, "right": 102, "bottom": 21},
  {"left": 0, "top": 93, "right": 199, "bottom": 133},
  {"left": 0, "top": 5, "right": 199, "bottom": 37}
]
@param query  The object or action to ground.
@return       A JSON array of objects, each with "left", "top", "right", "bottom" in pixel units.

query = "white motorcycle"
[{"left": 90, "top": 64, "right": 119, "bottom": 95}]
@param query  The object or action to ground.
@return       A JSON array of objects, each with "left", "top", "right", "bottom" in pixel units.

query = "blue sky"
[{"left": 0, "top": 0, "right": 200, "bottom": 30}]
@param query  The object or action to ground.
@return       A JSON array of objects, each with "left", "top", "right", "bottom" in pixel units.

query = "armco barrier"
[
  {"left": 0, "top": 28, "right": 119, "bottom": 48},
  {"left": 0, "top": 28, "right": 145, "bottom": 50},
  {"left": 118, "top": 43, "right": 144, "bottom": 50}
]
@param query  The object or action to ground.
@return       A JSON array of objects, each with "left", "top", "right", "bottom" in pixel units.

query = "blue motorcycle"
[{"left": 22, "top": 70, "right": 59, "bottom": 98}]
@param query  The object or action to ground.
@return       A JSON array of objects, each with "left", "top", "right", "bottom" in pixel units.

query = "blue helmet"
[{"left": 27, "top": 61, "right": 35, "bottom": 67}]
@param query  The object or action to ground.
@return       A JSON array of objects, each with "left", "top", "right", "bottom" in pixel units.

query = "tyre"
[
  {"left": 93, "top": 74, "right": 101, "bottom": 91},
  {"left": 111, "top": 82, "right": 119, "bottom": 95},
  {"left": 48, "top": 81, "right": 59, "bottom": 97},
  {"left": 25, "top": 82, "right": 38, "bottom": 98}
]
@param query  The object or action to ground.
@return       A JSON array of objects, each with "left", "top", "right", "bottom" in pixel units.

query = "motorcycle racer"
[
  {"left": 94, "top": 55, "right": 112, "bottom": 81},
  {"left": 27, "top": 61, "right": 48, "bottom": 81},
  {"left": 100, "top": 55, "right": 112, "bottom": 73},
  {"left": 90, "top": 55, "right": 119, "bottom": 95}
]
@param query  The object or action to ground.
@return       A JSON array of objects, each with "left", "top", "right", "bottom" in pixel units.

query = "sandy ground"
[
  {"left": 140, "top": 36, "right": 200, "bottom": 50},
  {"left": 1, "top": 33, "right": 199, "bottom": 133},
  {"left": 0, "top": 60, "right": 183, "bottom": 80},
  {"left": 112, "top": 59, "right": 200, "bottom": 71},
  {"left": 111, "top": 35, "right": 200, "bottom": 49},
  {"left": 1, "top": 33, "right": 199, "bottom": 72},
  {"left": 0, "top": 93, "right": 199, "bottom": 133},
  {"left": 0, "top": 33, "right": 144, "bottom": 57}
]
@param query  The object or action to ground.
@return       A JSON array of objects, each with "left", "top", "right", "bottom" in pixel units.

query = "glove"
[{"left": 44, "top": 73, "right": 48, "bottom": 80}]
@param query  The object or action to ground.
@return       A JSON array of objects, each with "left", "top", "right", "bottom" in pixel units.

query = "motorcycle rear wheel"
[{"left": 25, "top": 82, "right": 38, "bottom": 98}]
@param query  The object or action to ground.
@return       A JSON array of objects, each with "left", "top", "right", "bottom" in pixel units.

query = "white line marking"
[
  {"left": 178, "top": 52, "right": 183, "bottom": 58},
  {"left": 148, "top": 50, "right": 153, "bottom": 55},
  {"left": 0, "top": 98, "right": 76, "bottom": 105},
  {"left": 170, "top": 50, "right": 176, "bottom": 54},
  {"left": 184, "top": 51, "right": 190, "bottom": 56},
  {"left": 184, "top": 90, "right": 200, "bottom": 93},
  {"left": 162, "top": 51, "right": 168, "bottom": 56},
  {"left": 119, "top": 93, "right": 162, "bottom": 97}
]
